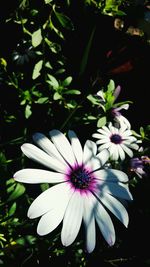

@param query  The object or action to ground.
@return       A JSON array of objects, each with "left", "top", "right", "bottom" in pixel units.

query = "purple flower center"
[
  {"left": 110, "top": 134, "right": 122, "bottom": 144},
  {"left": 69, "top": 166, "right": 92, "bottom": 189}
]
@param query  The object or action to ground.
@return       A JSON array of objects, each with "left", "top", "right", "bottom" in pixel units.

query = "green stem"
[{"left": 60, "top": 103, "right": 80, "bottom": 131}]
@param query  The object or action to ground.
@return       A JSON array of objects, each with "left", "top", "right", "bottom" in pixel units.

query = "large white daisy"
[
  {"left": 14, "top": 129, "right": 133, "bottom": 253},
  {"left": 92, "top": 123, "right": 140, "bottom": 161}
]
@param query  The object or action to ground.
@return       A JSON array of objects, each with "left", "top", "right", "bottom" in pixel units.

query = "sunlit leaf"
[
  {"left": 44, "top": 0, "right": 52, "bottom": 3},
  {"left": 47, "top": 74, "right": 59, "bottom": 89},
  {"left": 32, "top": 60, "right": 43, "bottom": 80},
  {"left": 63, "top": 89, "right": 81, "bottom": 95},
  {"left": 97, "top": 116, "right": 107, "bottom": 127},
  {"left": 107, "top": 79, "right": 115, "bottom": 93},
  {"left": 32, "top": 28, "right": 42, "bottom": 47},
  {"left": 87, "top": 94, "right": 100, "bottom": 106},
  {"left": 36, "top": 97, "right": 49, "bottom": 104},
  {"left": 25, "top": 104, "right": 32, "bottom": 119},
  {"left": 62, "top": 76, "right": 72, "bottom": 86},
  {"left": 53, "top": 92, "right": 62, "bottom": 100}
]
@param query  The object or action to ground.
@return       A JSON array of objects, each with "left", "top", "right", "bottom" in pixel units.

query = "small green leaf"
[
  {"left": 32, "top": 28, "right": 42, "bottom": 47},
  {"left": 87, "top": 115, "right": 97, "bottom": 120},
  {"left": 47, "top": 74, "right": 59, "bottom": 90},
  {"left": 49, "top": 20, "right": 64, "bottom": 39},
  {"left": 40, "top": 183, "right": 49, "bottom": 192},
  {"left": 32, "top": 60, "right": 43, "bottom": 80},
  {"left": 45, "top": 61, "right": 53, "bottom": 69},
  {"left": 8, "top": 202, "right": 17, "bottom": 216},
  {"left": 140, "top": 127, "right": 145, "bottom": 138},
  {"left": 36, "top": 97, "right": 49, "bottom": 104},
  {"left": 25, "top": 105, "right": 32, "bottom": 119},
  {"left": 64, "top": 89, "right": 81, "bottom": 95},
  {"left": 54, "top": 10, "right": 74, "bottom": 30},
  {"left": 97, "top": 116, "right": 107, "bottom": 128},
  {"left": 107, "top": 79, "right": 115, "bottom": 93},
  {"left": 44, "top": 0, "right": 52, "bottom": 3},
  {"left": 87, "top": 94, "right": 100, "bottom": 106},
  {"left": 7, "top": 183, "right": 25, "bottom": 202},
  {"left": 53, "top": 92, "right": 62, "bottom": 100},
  {"left": 62, "top": 76, "right": 72, "bottom": 86},
  {"left": 55, "top": 68, "right": 65, "bottom": 75}
]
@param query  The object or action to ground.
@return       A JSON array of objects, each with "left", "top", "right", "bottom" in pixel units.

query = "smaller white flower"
[
  {"left": 92, "top": 123, "right": 141, "bottom": 161},
  {"left": 112, "top": 104, "right": 131, "bottom": 129}
]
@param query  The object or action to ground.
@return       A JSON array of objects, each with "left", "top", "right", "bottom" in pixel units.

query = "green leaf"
[
  {"left": 87, "top": 115, "right": 97, "bottom": 120},
  {"left": 36, "top": 97, "right": 49, "bottom": 104},
  {"left": 63, "top": 89, "right": 81, "bottom": 95},
  {"left": 32, "top": 28, "right": 42, "bottom": 47},
  {"left": 54, "top": 10, "right": 74, "bottom": 30},
  {"left": 53, "top": 92, "right": 62, "bottom": 100},
  {"left": 49, "top": 20, "right": 64, "bottom": 39},
  {"left": 44, "top": 0, "right": 52, "bottom": 3},
  {"left": 7, "top": 183, "right": 25, "bottom": 202},
  {"left": 45, "top": 61, "right": 53, "bottom": 69},
  {"left": 25, "top": 104, "right": 32, "bottom": 119},
  {"left": 47, "top": 74, "right": 59, "bottom": 90},
  {"left": 140, "top": 127, "right": 145, "bottom": 138},
  {"left": 107, "top": 79, "right": 115, "bottom": 93},
  {"left": 62, "top": 76, "right": 72, "bottom": 86},
  {"left": 55, "top": 68, "right": 65, "bottom": 75},
  {"left": 87, "top": 94, "right": 100, "bottom": 106},
  {"left": 40, "top": 183, "right": 49, "bottom": 192},
  {"left": 32, "top": 60, "right": 43, "bottom": 80},
  {"left": 8, "top": 202, "right": 17, "bottom": 216},
  {"left": 97, "top": 116, "right": 107, "bottom": 127}
]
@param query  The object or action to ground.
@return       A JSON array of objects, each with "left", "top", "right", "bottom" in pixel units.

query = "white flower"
[
  {"left": 92, "top": 123, "right": 140, "bottom": 161},
  {"left": 14, "top": 129, "right": 133, "bottom": 253},
  {"left": 112, "top": 104, "right": 131, "bottom": 129}
]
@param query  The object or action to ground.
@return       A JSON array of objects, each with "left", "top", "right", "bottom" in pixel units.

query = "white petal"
[
  {"left": 116, "top": 116, "right": 131, "bottom": 129},
  {"left": 94, "top": 169, "right": 129, "bottom": 182},
  {"left": 112, "top": 146, "right": 119, "bottom": 161},
  {"left": 92, "top": 133, "right": 109, "bottom": 140},
  {"left": 14, "top": 168, "right": 65, "bottom": 184},
  {"left": 120, "top": 144, "right": 133, "bottom": 158},
  {"left": 95, "top": 137, "right": 110, "bottom": 144},
  {"left": 83, "top": 194, "right": 96, "bottom": 253},
  {"left": 95, "top": 149, "right": 110, "bottom": 167},
  {"left": 98, "top": 193, "right": 129, "bottom": 227},
  {"left": 117, "top": 145, "right": 126, "bottom": 161},
  {"left": 98, "top": 142, "right": 111, "bottom": 150},
  {"left": 127, "top": 143, "right": 139, "bottom": 150},
  {"left": 37, "top": 188, "right": 70, "bottom": 235},
  {"left": 86, "top": 150, "right": 109, "bottom": 172},
  {"left": 94, "top": 196, "right": 116, "bottom": 246},
  {"left": 33, "top": 132, "right": 67, "bottom": 165},
  {"left": 68, "top": 130, "right": 83, "bottom": 165},
  {"left": 27, "top": 183, "right": 72, "bottom": 219},
  {"left": 97, "top": 126, "right": 111, "bottom": 135},
  {"left": 97, "top": 181, "right": 133, "bottom": 200},
  {"left": 108, "top": 143, "right": 121, "bottom": 160},
  {"left": 61, "top": 191, "right": 83, "bottom": 246},
  {"left": 108, "top": 124, "right": 116, "bottom": 134},
  {"left": 49, "top": 129, "right": 76, "bottom": 166},
  {"left": 83, "top": 140, "right": 97, "bottom": 166},
  {"left": 21, "top": 143, "right": 67, "bottom": 173}
]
